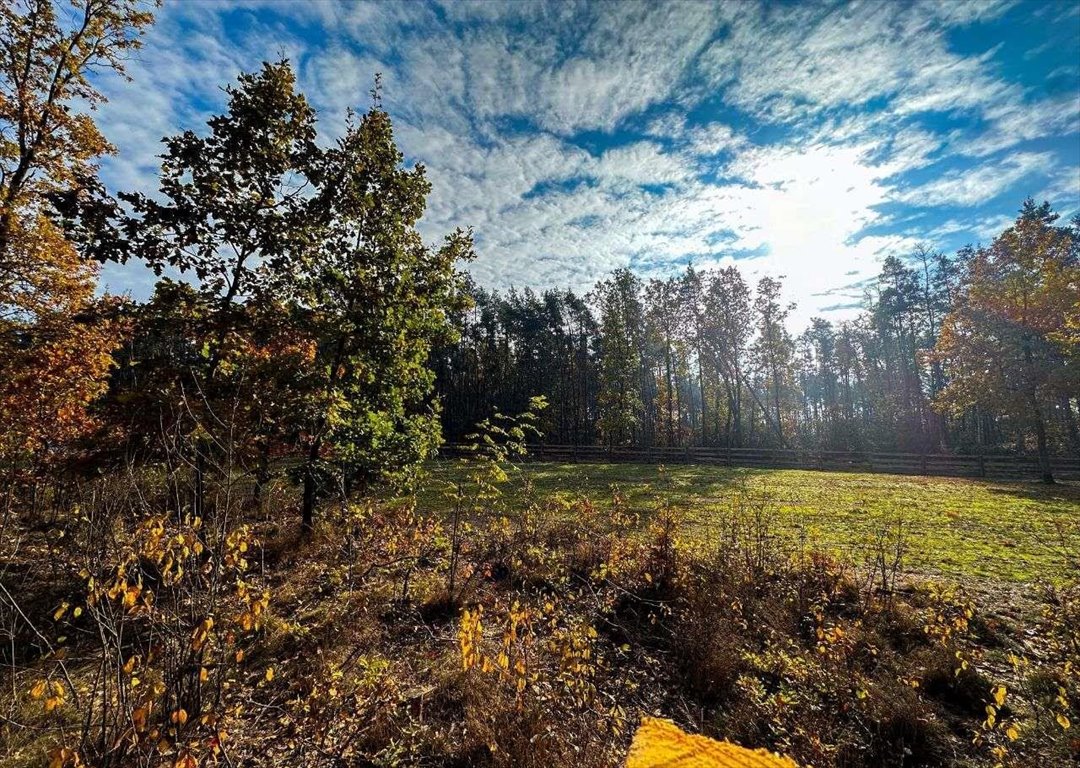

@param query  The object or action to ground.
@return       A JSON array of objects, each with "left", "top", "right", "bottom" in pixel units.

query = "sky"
[{"left": 90, "top": 0, "right": 1080, "bottom": 328}]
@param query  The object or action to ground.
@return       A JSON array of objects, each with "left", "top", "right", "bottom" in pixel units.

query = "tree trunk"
[
  {"left": 664, "top": 338, "right": 674, "bottom": 447},
  {"left": 1062, "top": 396, "right": 1080, "bottom": 457},
  {"left": 1032, "top": 401, "right": 1054, "bottom": 484},
  {"left": 301, "top": 440, "right": 320, "bottom": 533},
  {"left": 1022, "top": 336, "right": 1053, "bottom": 483},
  {"left": 252, "top": 438, "right": 270, "bottom": 508},
  {"left": 697, "top": 342, "right": 707, "bottom": 446},
  {"left": 771, "top": 361, "right": 783, "bottom": 444}
]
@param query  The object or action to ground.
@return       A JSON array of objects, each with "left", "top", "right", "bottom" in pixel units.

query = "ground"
[
  {"left": 420, "top": 460, "right": 1080, "bottom": 585},
  {"left": 5, "top": 460, "right": 1079, "bottom": 767}
]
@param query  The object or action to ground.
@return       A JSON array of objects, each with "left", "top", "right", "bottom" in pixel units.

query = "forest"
[
  {"left": 1, "top": 2, "right": 1078, "bottom": 768},
  {"left": 434, "top": 217, "right": 1080, "bottom": 478}
]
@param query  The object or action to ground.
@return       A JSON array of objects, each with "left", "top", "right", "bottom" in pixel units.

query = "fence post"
[{"left": 978, "top": 454, "right": 986, "bottom": 478}]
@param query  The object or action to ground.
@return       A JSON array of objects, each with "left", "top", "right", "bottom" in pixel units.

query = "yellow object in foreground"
[{"left": 627, "top": 718, "right": 799, "bottom": 768}]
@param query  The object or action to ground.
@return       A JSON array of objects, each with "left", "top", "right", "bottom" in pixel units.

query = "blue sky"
[{"left": 92, "top": 0, "right": 1080, "bottom": 327}]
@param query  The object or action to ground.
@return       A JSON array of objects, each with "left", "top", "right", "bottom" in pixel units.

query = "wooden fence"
[{"left": 440, "top": 443, "right": 1080, "bottom": 481}]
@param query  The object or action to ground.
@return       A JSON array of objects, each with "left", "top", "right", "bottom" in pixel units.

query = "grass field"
[{"left": 420, "top": 460, "right": 1080, "bottom": 585}]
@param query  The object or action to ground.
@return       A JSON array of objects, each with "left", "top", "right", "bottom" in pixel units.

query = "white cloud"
[
  {"left": 84, "top": 0, "right": 1077, "bottom": 332},
  {"left": 697, "top": 0, "right": 1021, "bottom": 128},
  {"left": 957, "top": 96, "right": 1080, "bottom": 157},
  {"left": 898, "top": 152, "right": 1053, "bottom": 207},
  {"left": 687, "top": 123, "right": 746, "bottom": 157}
]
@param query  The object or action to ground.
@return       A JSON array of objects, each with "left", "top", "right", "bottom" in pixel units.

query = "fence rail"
[{"left": 439, "top": 443, "right": 1080, "bottom": 481}]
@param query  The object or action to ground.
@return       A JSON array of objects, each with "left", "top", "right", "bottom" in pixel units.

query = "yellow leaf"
[
  {"left": 993, "top": 685, "right": 1006, "bottom": 707},
  {"left": 1056, "top": 712, "right": 1071, "bottom": 730},
  {"left": 265, "top": 667, "right": 274, "bottom": 682},
  {"left": 1005, "top": 725, "right": 1019, "bottom": 741},
  {"left": 627, "top": 717, "right": 800, "bottom": 768}
]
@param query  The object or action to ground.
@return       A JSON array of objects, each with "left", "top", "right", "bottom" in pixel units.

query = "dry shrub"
[{"left": 5, "top": 455, "right": 1076, "bottom": 768}]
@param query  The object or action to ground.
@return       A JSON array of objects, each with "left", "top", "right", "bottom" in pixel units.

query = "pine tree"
[{"left": 594, "top": 269, "right": 644, "bottom": 447}]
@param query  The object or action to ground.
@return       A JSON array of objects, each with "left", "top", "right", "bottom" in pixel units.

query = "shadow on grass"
[
  {"left": 514, "top": 461, "right": 762, "bottom": 503},
  {"left": 983, "top": 480, "right": 1080, "bottom": 505}
]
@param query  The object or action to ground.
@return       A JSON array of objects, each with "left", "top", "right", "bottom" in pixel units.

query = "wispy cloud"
[
  {"left": 898, "top": 152, "right": 1055, "bottom": 207},
  {"left": 88, "top": 0, "right": 1080, "bottom": 326}
]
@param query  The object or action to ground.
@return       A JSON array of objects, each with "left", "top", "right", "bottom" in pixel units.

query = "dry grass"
[{"left": 2, "top": 459, "right": 1078, "bottom": 767}]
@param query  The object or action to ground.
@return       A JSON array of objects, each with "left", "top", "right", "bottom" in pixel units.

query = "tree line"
[{"left": 433, "top": 203, "right": 1079, "bottom": 481}]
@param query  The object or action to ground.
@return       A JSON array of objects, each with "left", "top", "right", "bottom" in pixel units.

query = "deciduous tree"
[
  {"left": 932, "top": 200, "right": 1079, "bottom": 482},
  {"left": 0, "top": 0, "right": 152, "bottom": 494},
  {"left": 293, "top": 102, "right": 472, "bottom": 530}
]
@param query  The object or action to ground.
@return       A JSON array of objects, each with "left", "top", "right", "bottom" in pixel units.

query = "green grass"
[{"left": 419, "top": 460, "right": 1080, "bottom": 585}]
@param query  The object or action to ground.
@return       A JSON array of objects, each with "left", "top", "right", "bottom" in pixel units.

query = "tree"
[
  {"left": 871, "top": 255, "right": 928, "bottom": 448},
  {"left": 0, "top": 0, "right": 153, "bottom": 494},
  {"left": 594, "top": 269, "right": 644, "bottom": 447},
  {"left": 0, "top": 0, "right": 153, "bottom": 261},
  {"left": 698, "top": 266, "right": 752, "bottom": 447},
  {"left": 645, "top": 276, "right": 686, "bottom": 446},
  {"left": 932, "top": 200, "right": 1079, "bottom": 482},
  {"left": 78, "top": 62, "right": 471, "bottom": 529},
  {"left": 751, "top": 276, "right": 794, "bottom": 445},
  {"left": 802, "top": 318, "right": 841, "bottom": 447},
  {"left": 113, "top": 60, "right": 318, "bottom": 313},
  {"left": 292, "top": 100, "right": 472, "bottom": 530},
  {"left": 0, "top": 215, "right": 120, "bottom": 503},
  {"left": 81, "top": 61, "right": 321, "bottom": 516}
]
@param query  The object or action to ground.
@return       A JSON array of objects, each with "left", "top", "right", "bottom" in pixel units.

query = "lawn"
[{"left": 419, "top": 460, "right": 1080, "bottom": 585}]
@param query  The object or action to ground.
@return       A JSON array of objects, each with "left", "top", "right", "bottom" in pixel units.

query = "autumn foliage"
[
  {"left": 931, "top": 201, "right": 1079, "bottom": 481},
  {"left": 0, "top": 0, "right": 150, "bottom": 493},
  {"left": 0, "top": 215, "right": 120, "bottom": 484},
  {"left": 0, "top": 3, "right": 1078, "bottom": 768}
]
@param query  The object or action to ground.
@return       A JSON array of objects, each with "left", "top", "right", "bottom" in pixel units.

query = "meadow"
[{"left": 421, "top": 461, "right": 1080, "bottom": 585}]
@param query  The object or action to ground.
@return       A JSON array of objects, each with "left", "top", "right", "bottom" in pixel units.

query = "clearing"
[{"left": 420, "top": 460, "right": 1080, "bottom": 585}]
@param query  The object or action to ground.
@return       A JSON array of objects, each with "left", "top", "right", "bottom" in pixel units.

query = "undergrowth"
[{"left": 1, "top": 419, "right": 1077, "bottom": 767}]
